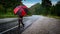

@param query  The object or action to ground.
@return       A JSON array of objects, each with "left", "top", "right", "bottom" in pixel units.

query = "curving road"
[
  {"left": 0, "top": 15, "right": 39, "bottom": 34},
  {"left": 22, "top": 15, "right": 60, "bottom": 34},
  {"left": 0, "top": 15, "right": 60, "bottom": 34}
]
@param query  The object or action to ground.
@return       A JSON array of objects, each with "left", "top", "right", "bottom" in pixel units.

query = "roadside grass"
[
  {"left": 0, "top": 15, "right": 17, "bottom": 19},
  {"left": 40, "top": 14, "right": 60, "bottom": 19},
  {"left": 47, "top": 15, "right": 60, "bottom": 19},
  {"left": 0, "top": 14, "right": 59, "bottom": 19},
  {"left": 0, "top": 14, "right": 32, "bottom": 19}
]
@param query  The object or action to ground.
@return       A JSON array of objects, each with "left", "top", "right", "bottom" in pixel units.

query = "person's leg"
[
  {"left": 20, "top": 16, "right": 24, "bottom": 27},
  {"left": 18, "top": 16, "right": 21, "bottom": 27}
]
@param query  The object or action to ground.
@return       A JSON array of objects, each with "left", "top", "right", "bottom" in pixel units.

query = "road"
[
  {"left": 0, "top": 15, "right": 39, "bottom": 34},
  {"left": 0, "top": 15, "right": 60, "bottom": 34},
  {"left": 22, "top": 15, "right": 60, "bottom": 34}
]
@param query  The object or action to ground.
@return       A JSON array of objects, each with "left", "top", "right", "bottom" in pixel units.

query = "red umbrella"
[
  {"left": 13, "top": 5, "right": 27, "bottom": 16},
  {"left": 13, "top": 6, "right": 20, "bottom": 14}
]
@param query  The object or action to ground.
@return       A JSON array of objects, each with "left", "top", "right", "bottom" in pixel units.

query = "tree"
[
  {"left": 54, "top": 1, "right": 60, "bottom": 16},
  {"left": 41, "top": 0, "right": 52, "bottom": 15},
  {"left": 0, "top": 0, "right": 23, "bottom": 8},
  {"left": 42, "top": 0, "right": 52, "bottom": 7},
  {"left": 0, "top": 0, "right": 24, "bottom": 14}
]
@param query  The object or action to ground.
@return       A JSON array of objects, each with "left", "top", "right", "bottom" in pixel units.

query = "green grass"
[
  {"left": 0, "top": 15, "right": 17, "bottom": 18},
  {"left": 40, "top": 14, "right": 60, "bottom": 19},
  {"left": 0, "top": 14, "right": 31, "bottom": 18},
  {"left": 47, "top": 15, "right": 60, "bottom": 19}
]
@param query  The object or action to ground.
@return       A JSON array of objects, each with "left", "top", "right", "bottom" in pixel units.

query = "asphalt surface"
[
  {"left": 22, "top": 15, "right": 60, "bottom": 34},
  {"left": 0, "top": 15, "right": 39, "bottom": 34},
  {"left": 1, "top": 15, "right": 59, "bottom": 34}
]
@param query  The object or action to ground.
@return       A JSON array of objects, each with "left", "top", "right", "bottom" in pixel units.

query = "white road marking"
[
  {"left": 0, "top": 25, "right": 18, "bottom": 34},
  {"left": 0, "top": 16, "right": 39, "bottom": 34}
]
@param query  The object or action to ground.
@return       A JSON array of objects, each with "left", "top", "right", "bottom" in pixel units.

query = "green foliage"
[
  {"left": 0, "top": 4, "right": 5, "bottom": 15},
  {"left": 30, "top": 3, "right": 41, "bottom": 15},
  {"left": 27, "top": 10, "right": 32, "bottom": 15},
  {"left": 6, "top": 8, "right": 14, "bottom": 15},
  {"left": 42, "top": 0, "right": 52, "bottom": 7},
  {"left": 0, "top": 0, "right": 60, "bottom": 18},
  {"left": 41, "top": 0, "right": 52, "bottom": 16},
  {"left": 0, "top": 0, "right": 23, "bottom": 18},
  {"left": 0, "top": 0, "right": 22, "bottom": 8},
  {"left": 50, "top": 1, "right": 60, "bottom": 16},
  {"left": 0, "top": 0, "right": 22, "bottom": 15},
  {"left": 54, "top": 1, "right": 60, "bottom": 16},
  {"left": 30, "top": 1, "right": 60, "bottom": 16}
]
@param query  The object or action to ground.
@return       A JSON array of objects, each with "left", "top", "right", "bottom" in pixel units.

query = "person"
[{"left": 14, "top": 1, "right": 28, "bottom": 27}]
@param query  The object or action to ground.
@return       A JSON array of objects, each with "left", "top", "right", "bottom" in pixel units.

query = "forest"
[{"left": 0, "top": 0, "right": 60, "bottom": 18}]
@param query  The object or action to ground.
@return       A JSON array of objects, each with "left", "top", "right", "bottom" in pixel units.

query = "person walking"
[{"left": 14, "top": 1, "right": 28, "bottom": 27}]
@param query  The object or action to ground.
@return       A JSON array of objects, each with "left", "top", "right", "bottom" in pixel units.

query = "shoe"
[{"left": 23, "top": 24, "right": 24, "bottom": 27}]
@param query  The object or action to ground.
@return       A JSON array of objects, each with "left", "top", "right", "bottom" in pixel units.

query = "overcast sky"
[{"left": 22, "top": 0, "right": 60, "bottom": 8}]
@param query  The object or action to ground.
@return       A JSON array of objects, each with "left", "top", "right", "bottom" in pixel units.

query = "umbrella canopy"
[
  {"left": 14, "top": 6, "right": 20, "bottom": 14},
  {"left": 13, "top": 5, "right": 28, "bottom": 16}
]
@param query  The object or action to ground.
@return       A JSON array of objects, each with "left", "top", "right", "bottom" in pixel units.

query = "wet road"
[
  {"left": 0, "top": 15, "right": 39, "bottom": 34},
  {"left": 22, "top": 15, "right": 60, "bottom": 34}
]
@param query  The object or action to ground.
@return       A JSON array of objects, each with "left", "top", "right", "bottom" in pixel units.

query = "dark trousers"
[
  {"left": 18, "top": 16, "right": 24, "bottom": 27},
  {"left": 16, "top": 11, "right": 24, "bottom": 27}
]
